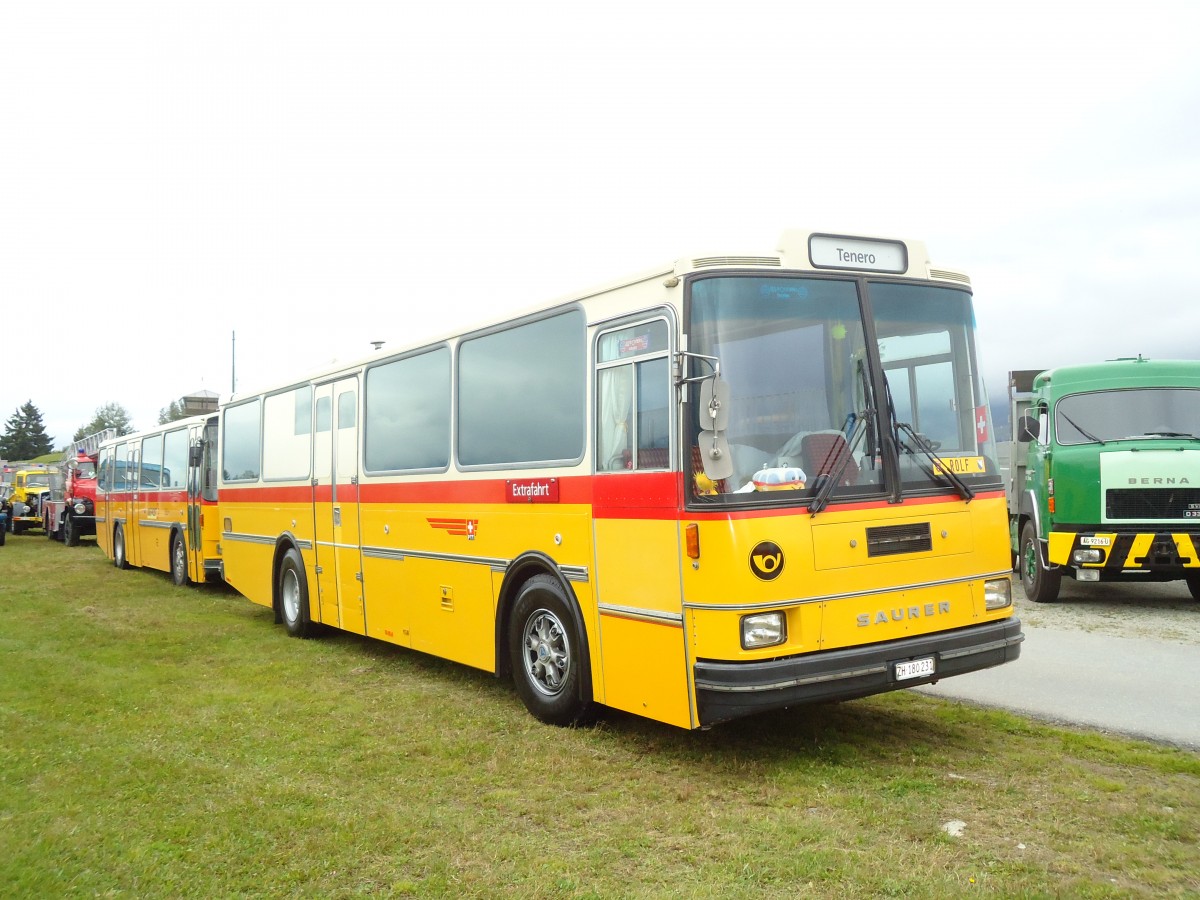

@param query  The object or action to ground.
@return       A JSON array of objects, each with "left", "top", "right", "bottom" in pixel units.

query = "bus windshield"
[
  {"left": 687, "top": 275, "right": 998, "bottom": 504},
  {"left": 1055, "top": 388, "right": 1200, "bottom": 444},
  {"left": 688, "top": 275, "right": 882, "bottom": 502},
  {"left": 871, "top": 281, "right": 998, "bottom": 495}
]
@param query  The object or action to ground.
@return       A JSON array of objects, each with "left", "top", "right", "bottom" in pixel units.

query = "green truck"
[{"left": 1007, "top": 357, "right": 1200, "bottom": 602}]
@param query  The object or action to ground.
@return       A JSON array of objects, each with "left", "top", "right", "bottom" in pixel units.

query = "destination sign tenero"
[{"left": 809, "top": 234, "right": 907, "bottom": 274}]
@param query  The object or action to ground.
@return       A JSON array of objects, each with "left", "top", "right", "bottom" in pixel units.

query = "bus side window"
[{"left": 596, "top": 319, "right": 670, "bottom": 472}]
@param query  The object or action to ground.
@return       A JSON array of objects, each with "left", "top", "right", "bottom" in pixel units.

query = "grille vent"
[
  {"left": 928, "top": 268, "right": 971, "bottom": 285},
  {"left": 691, "top": 256, "right": 782, "bottom": 268},
  {"left": 866, "top": 522, "right": 932, "bottom": 557},
  {"left": 1106, "top": 488, "right": 1200, "bottom": 520}
]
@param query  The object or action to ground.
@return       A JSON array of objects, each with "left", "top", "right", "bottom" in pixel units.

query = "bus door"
[
  {"left": 97, "top": 444, "right": 115, "bottom": 559},
  {"left": 124, "top": 444, "right": 142, "bottom": 567},
  {"left": 312, "top": 379, "right": 366, "bottom": 634},
  {"left": 186, "top": 423, "right": 206, "bottom": 581},
  {"left": 591, "top": 317, "right": 693, "bottom": 728}
]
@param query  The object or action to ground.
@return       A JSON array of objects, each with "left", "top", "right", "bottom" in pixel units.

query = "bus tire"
[
  {"left": 170, "top": 532, "right": 188, "bottom": 587},
  {"left": 1020, "top": 520, "right": 1060, "bottom": 603},
  {"left": 64, "top": 514, "right": 80, "bottom": 546},
  {"left": 278, "top": 547, "right": 312, "bottom": 638},
  {"left": 508, "top": 574, "right": 594, "bottom": 726},
  {"left": 113, "top": 524, "right": 129, "bottom": 569}
]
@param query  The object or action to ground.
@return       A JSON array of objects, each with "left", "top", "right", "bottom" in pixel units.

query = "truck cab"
[
  {"left": 6, "top": 467, "right": 54, "bottom": 535},
  {"left": 1009, "top": 357, "right": 1200, "bottom": 602},
  {"left": 43, "top": 428, "right": 115, "bottom": 545}
]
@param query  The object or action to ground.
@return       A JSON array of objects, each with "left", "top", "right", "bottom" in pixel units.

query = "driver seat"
[{"left": 801, "top": 433, "right": 859, "bottom": 486}]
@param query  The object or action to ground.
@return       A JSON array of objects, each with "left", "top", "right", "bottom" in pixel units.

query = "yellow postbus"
[
  {"left": 97, "top": 414, "right": 221, "bottom": 586},
  {"left": 210, "top": 229, "right": 1021, "bottom": 729}
]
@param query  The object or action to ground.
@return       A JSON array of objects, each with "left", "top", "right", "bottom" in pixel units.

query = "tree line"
[{"left": 0, "top": 398, "right": 197, "bottom": 461}]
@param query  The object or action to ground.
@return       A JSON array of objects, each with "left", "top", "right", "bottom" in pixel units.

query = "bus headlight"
[
  {"left": 984, "top": 578, "right": 1012, "bottom": 611},
  {"left": 741, "top": 612, "right": 787, "bottom": 649}
]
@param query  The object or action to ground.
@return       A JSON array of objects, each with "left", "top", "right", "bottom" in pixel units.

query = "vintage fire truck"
[{"left": 43, "top": 428, "right": 116, "bottom": 545}]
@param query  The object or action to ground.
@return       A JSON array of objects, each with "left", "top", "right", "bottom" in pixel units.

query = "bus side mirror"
[
  {"left": 697, "top": 378, "right": 733, "bottom": 481},
  {"left": 189, "top": 444, "right": 204, "bottom": 466},
  {"left": 1016, "top": 415, "right": 1039, "bottom": 442}
]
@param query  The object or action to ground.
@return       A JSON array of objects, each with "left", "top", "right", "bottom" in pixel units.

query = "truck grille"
[
  {"left": 866, "top": 522, "right": 932, "bottom": 557},
  {"left": 1106, "top": 488, "right": 1200, "bottom": 520}
]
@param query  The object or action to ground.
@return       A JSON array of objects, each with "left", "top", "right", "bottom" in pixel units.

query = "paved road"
[{"left": 917, "top": 581, "right": 1200, "bottom": 751}]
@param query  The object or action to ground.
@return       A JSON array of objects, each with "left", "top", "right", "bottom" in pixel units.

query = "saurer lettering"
[{"left": 857, "top": 601, "right": 950, "bottom": 627}]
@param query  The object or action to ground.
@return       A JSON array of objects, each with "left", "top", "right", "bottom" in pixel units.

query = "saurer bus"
[
  {"left": 97, "top": 414, "right": 221, "bottom": 586},
  {"left": 97, "top": 229, "right": 1022, "bottom": 729}
]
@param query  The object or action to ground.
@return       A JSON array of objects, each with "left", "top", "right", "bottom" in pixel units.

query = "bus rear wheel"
[
  {"left": 113, "top": 524, "right": 129, "bottom": 569},
  {"left": 1020, "top": 520, "right": 1060, "bottom": 603},
  {"left": 508, "top": 575, "right": 594, "bottom": 726},
  {"left": 278, "top": 548, "right": 313, "bottom": 638},
  {"left": 170, "top": 533, "right": 188, "bottom": 587}
]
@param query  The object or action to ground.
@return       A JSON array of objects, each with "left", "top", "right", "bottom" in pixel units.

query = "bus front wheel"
[
  {"left": 278, "top": 548, "right": 312, "bottom": 638},
  {"left": 1020, "top": 521, "right": 1060, "bottom": 603},
  {"left": 170, "top": 533, "right": 188, "bottom": 587},
  {"left": 113, "top": 525, "right": 129, "bottom": 569},
  {"left": 508, "top": 575, "right": 594, "bottom": 726}
]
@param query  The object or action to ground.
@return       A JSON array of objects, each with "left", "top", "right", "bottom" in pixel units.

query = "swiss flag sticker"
[{"left": 974, "top": 406, "right": 990, "bottom": 444}]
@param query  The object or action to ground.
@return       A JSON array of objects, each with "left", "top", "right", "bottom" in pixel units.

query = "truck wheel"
[
  {"left": 508, "top": 574, "right": 595, "bottom": 726},
  {"left": 1185, "top": 576, "right": 1200, "bottom": 602},
  {"left": 113, "top": 524, "right": 129, "bottom": 569},
  {"left": 0, "top": 526, "right": 5, "bottom": 546},
  {"left": 1020, "top": 520, "right": 1061, "bottom": 603},
  {"left": 64, "top": 515, "right": 79, "bottom": 546},
  {"left": 170, "top": 533, "right": 188, "bottom": 586}
]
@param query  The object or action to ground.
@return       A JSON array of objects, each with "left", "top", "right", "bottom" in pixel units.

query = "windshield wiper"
[
  {"left": 1059, "top": 411, "right": 1106, "bottom": 445},
  {"left": 1142, "top": 431, "right": 1200, "bottom": 441},
  {"left": 809, "top": 412, "right": 869, "bottom": 516},
  {"left": 896, "top": 422, "right": 974, "bottom": 503}
]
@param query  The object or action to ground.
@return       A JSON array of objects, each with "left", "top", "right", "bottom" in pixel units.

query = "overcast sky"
[{"left": 4, "top": 1, "right": 1200, "bottom": 448}]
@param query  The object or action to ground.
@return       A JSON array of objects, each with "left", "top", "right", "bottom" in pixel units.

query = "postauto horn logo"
[{"left": 750, "top": 541, "right": 784, "bottom": 581}]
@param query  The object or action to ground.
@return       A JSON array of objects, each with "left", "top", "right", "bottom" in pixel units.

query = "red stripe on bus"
[{"left": 217, "top": 480, "right": 1003, "bottom": 520}]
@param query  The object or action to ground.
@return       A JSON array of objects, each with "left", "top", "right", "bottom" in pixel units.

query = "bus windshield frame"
[{"left": 684, "top": 272, "right": 999, "bottom": 509}]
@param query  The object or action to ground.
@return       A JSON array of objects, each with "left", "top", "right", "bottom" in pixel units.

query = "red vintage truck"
[{"left": 43, "top": 428, "right": 116, "bottom": 545}]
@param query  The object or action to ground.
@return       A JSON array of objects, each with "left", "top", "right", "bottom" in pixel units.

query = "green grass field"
[{"left": 2, "top": 537, "right": 1198, "bottom": 897}]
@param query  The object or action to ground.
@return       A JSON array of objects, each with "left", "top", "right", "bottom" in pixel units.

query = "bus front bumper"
[{"left": 694, "top": 617, "right": 1023, "bottom": 726}]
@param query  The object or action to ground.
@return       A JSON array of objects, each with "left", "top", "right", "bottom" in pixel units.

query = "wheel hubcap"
[
  {"left": 282, "top": 570, "right": 299, "bottom": 622},
  {"left": 522, "top": 609, "right": 570, "bottom": 697}
]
